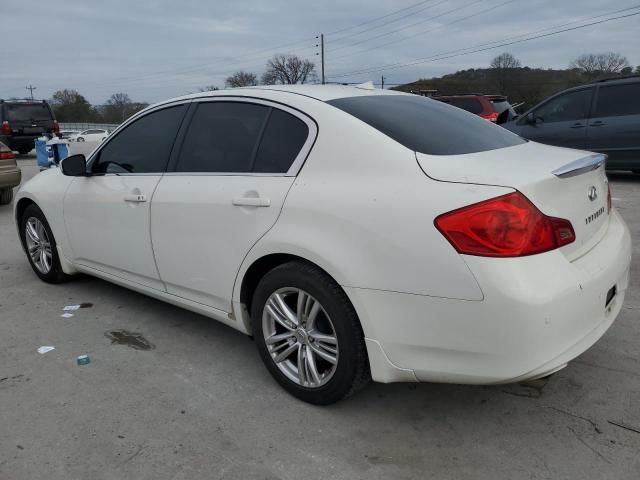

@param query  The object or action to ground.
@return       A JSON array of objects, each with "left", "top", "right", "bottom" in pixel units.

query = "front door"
[
  {"left": 63, "top": 104, "right": 187, "bottom": 289},
  {"left": 516, "top": 87, "right": 594, "bottom": 149},
  {"left": 151, "top": 99, "right": 315, "bottom": 312}
]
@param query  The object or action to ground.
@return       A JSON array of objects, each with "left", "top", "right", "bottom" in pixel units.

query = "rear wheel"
[
  {"left": 0, "top": 189, "right": 13, "bottom": 205},
  {"left": 76, "top": 137, "right": 85, "bottom": 142},
  {"left": 20, "top": 204, "right": 68, "bottom": 283},
  {"left": 17, "top": 147, "right": 31, "bottom": 155},
  {"left": 251, "top": 261, "right": 370, "bottom": 405}
]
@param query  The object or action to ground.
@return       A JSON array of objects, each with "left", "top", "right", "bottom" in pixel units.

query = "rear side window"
[
  {"left": 253, "top": 109, "right": 309, "bottom": 173},
  {"left": 594, "top": 83, "right": 640, "bottom": 118},
  {"left": 176, "top": 102, "right": 269, "bottom": 173},
  {"left": 447, "top": 98, "right": 483, "bottom": 114},
  {"left": 6, "top": 103, "right": 52, "bottom": 122},
  {"left": 534, "top": 88, "right": 592, "bottom": 123},
  {"left": 328, "top": 95, "right": 525, "bottom": 155},
  {"left": 92, "top": 105, "right": 186, "bottom": 174}
]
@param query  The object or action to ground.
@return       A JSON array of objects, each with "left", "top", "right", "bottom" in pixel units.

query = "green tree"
[{"left": 49, "top": 89, "right": 96, "bottom": 122}]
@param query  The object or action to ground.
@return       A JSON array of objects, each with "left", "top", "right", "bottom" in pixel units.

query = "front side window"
[
  {"left": 594, "top": 83, "right": 640, "bottom": 118},
  {"left": 328, "top": 95, "right": 525, "bottom": 155},
  {"left": 534, "top": 88, "right": 592, "bottom": 123},
  {"left": 92, "top": 105, "right": 186, "bottom": 174}
]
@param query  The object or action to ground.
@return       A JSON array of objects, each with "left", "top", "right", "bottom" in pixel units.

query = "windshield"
[{"left": 327, "top": 95, "right": 525, "bottom": 155}]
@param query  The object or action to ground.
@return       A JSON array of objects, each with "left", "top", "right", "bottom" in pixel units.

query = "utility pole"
[
  {"left": 320, "top": 34, "right": 325, "bottom": 85},
  {"left": 381, "top": 76, "right": 385, "bottom": 89},
  {"left": 25, "top": 84, "right": 37, "bottom": 100}
]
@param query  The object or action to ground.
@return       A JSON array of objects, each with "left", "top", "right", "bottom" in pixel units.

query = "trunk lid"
[{"left": 417, "top": 141, "right": 610, "bottom": 260}]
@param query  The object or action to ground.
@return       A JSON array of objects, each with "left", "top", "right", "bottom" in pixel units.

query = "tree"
[
  {"left": 100, "top": 93, "right": 148, "bottom": 123},
  {"left": 225, "top": 71, "right": 257, "bottom": 88},
  {"left": 569, "top": 52, "right": 630, "bottom": 75},
  {"left": 635, "top": 65, "right": 640, "bottom": 74},
  {"left": 489, "top": 52, "right": 522, "bottom": 96},
  {"left": 49, "top": 89, "right": 96, "bottom": 122},
  {"left": 261, "top": 54, "right": 316, "bottom": 85},
  {"left": 199, "top": 85, "right": 220, "bottom": 92}
]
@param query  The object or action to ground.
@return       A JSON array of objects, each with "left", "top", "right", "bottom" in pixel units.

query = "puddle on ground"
[{"left": 105, "top": 330, "right": 154, "bottom": 350}]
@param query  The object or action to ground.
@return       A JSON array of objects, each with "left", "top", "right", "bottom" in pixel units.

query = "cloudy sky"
[{"left": 2, "top": 0, "right": 638, "bottom": 104}]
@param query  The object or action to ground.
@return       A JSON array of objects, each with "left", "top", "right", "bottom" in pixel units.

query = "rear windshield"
[
  {"left": 446, "top": 97, "right": 483, "bottom": 114},
  {"left": 327, "top": 95, "right": 525, "bottom": 155},
  {"left": 5, "top": 103, "right": 53, "bottom": 122},
  {"left": 490, "top": 99, "right": 512, "bottom": 114}
]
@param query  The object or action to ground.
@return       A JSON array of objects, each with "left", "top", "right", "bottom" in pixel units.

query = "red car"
[{"left": 432, "top": 94, "right": 517, "bottom": 124}]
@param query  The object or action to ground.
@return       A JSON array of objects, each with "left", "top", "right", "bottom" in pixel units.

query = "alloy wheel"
[
  {"left": 262, "top": 287, "right": 339, "bottom": 388},
  {"left": 24, "top": 217, "right": 53, "bottom": 274}
]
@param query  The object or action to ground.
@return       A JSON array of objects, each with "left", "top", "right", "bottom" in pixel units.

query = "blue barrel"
[
  {"left": 51, "top": 143, "right": 70, "bottom": 164},
  {"left": 35, "top": 139, "right": 49, "bottom": 169}
]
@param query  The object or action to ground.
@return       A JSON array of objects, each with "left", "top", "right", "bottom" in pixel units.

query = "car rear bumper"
[
  {"left": 0, "top": 169, "right": 21, "bottom": 189},
  {"left": 347, "top": 209, "right": 632, "bottom": 384}
]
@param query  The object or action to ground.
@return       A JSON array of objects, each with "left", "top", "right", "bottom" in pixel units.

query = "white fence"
[{"left": 59, "top": 123, "right": 119, "bottom": 132}]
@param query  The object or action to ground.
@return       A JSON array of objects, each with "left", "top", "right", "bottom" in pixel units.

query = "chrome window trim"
[{"left": 173, "top": 96, "right": 318, "bottom": 177}]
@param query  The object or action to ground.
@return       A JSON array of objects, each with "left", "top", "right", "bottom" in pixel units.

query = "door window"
[
  {"left": 534, "top": 89, "right": 592, "bottom": 123},
  {"left": 92, "top": 105, "right": 186, "bottom": 174},
  {"left": 594, "top": 84, "right": 640, "bottom": 118},
  {"left": 176, "top": 102, "right": 269, "bottom": 173},
  {"left": 253, "top": 109, "right": 309, "bottom": 173}
]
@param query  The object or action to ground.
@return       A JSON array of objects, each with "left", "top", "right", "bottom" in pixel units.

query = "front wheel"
[
  {"left": 20, "top": 204, "right": 69, "bottom": 283},
  {"left": 251, "top": 261, "right": 370, "bottom": 405},
  {"left": 76, "top": 137, "right": 85, "bottom": 142},
  {"left": 0, "top": 188, "right": 13, "bottom": 205}
]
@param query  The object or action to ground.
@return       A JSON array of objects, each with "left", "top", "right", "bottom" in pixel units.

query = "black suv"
[
  {"left": 504, "top": 76, "right": 640, "bottom": 172},
  {"left": 0, "top": 99, "right": 59, "bottom": 154}
]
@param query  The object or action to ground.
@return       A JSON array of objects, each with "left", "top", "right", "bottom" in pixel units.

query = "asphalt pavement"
[{"left": 1, "top": 153, "right": 638, "bottom": 480}]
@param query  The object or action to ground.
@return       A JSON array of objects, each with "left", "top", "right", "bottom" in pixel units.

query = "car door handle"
[
  {"left": 570, "top": 122, "right": 586, "bottom": 129},
  {"left": 232, "top": 196, "right": 270, "bottom": 207},
  {"left": 589, "top": 121, "right": 605, "bottom": 127},
  {"left": 123, "top": 193, "right": 147, "bottom": 203}
]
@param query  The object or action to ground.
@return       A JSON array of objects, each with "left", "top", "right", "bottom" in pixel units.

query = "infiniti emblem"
[{"left": 588, "top": 186, "right": 598, "bottom": 202}]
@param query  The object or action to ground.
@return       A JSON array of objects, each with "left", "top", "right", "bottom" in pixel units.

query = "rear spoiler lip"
[{"left": 552, "top": 153, "right": 607, "bottom": 178}]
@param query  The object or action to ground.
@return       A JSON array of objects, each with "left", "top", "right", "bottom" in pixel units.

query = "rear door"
[
  {"left": 586, "top": 82, "right": 640, "bottom": 169},
  {"left": 514, "top": 87, "right": 594, "bottom": 149},
  {"left": 151, "top": 98, "right": 316, "bottom": 312}
]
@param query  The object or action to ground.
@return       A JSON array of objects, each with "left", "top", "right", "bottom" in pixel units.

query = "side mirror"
[{"left": 61, "top": 154, "right": 87, "bottom": 176}]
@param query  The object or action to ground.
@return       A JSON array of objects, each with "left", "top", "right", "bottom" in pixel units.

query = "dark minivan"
[
  {"left": 504, "top": 76, "right": 640, "bottom": 172},
  {"left": 0, "top": 99, "right": 59, "bottom": 154}
]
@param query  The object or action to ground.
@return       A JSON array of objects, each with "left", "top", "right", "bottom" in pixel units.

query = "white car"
[
  {"left": 69, "top": 129, "right": 109, "bottom": 142},
  {"left": 13, "top": 85, "right": 631, "bottom": 404}
]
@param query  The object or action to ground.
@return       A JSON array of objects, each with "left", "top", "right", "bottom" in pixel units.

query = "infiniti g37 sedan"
[{"left": 14, "top": 85, "right": 631, "bottom": 405}]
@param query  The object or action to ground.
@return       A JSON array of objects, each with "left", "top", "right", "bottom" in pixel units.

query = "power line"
[
  {"left": 327, "top": 0, "right": 485, "bottom": 54},
  {"left": 326, "top": 0, "right": 448, "bottom": 45},
  {"left": 329, "top": 8, "right": 640, "bottom": 79},
  {"left": 329, "top": 0, "right": 518, "bottom": 63}
]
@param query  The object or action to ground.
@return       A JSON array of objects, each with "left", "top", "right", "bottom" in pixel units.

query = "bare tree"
[
  {"left": 102, "top": 92, "right": 147, "bottom": 123},
  {"left": 261, "top": 54, "right": 316, "bottom": 85},
  {"left": 570, "top": 52, "right": 630, "bottom": 75},
  {"left": 225, "top": 71, "right": 257, "bottom": 88},
  {"left": 489, "top": 52, "right": 522, "bottom": 95},
  {"left": 199, "top": 85, "right": 220, "bottom": 92}
]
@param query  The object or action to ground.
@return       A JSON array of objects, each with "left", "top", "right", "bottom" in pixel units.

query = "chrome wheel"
[
  {"left": 262, "top": 287, "right": 339, "bottom": 388},
  {"left": 24, "top": 217, "right": 53, "bottom": 274}
]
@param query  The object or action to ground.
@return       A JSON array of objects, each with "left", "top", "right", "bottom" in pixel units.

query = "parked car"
[
  {"left": 14, "top": 86, "right": 631, "bottom": 404},
  {"left": 59, "top": 130, "right": 80, "bottom": 140},
  {"left": 0, "top": 99, "right": 59, "bottom": 154},
  {"left": 432, "top": 93, "right": 517, "bottom": 123},
  {"left": 504, "top": 76, "right": 640, "bottom": 172},
  {"left": 0, "top": 141, "right": 21, "bottom": 204},
  {"left": 69, "top": 129, "right": 109, "bottom": 142}
]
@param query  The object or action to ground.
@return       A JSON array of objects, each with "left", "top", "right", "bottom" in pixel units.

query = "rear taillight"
[
  {"left": 607, "top": 184, "right": 612, "bottom": 213},
  {"left": 0, "top": 148, "right": 14, "bottom": 160},
  {"left": 52, "top": 119, "right": 60, "bottom": 135},
  {"left": 435, "top": 191, "right": 575, "bottom": 257},
  {"left": 482, "top": 112, "right": 499, "bottom": 122},
  {"left": 1, "top": 120, "right": 11, "bottom": 136}
]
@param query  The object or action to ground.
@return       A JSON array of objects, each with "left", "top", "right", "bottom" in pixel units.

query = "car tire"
[
  {"left": 17, "top": 148, "right": 31, "bottom": 155},
  {"left": 251, "top": 261, "right": 370, "bottom": 405},
  {"left": 0, "top": 188, "right": 13, "bottom": 205},
  {"left": 76, "top": 137, "right": 85, "bottom": 142},
  {"left": 20, "top": 204, "right": 69, "bottom": 283}
]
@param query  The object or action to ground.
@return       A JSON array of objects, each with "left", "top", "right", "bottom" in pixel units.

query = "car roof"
[{"left": 153, "top": 83, "right": 408, "bottom": 108}]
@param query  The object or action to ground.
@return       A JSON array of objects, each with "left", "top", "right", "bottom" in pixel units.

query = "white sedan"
[
  {"left": 69, "top": 129, "right": 109, "bottom": 142},
  {"left": 14, "top": 85, "right": 631, "bottom": 404}
]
